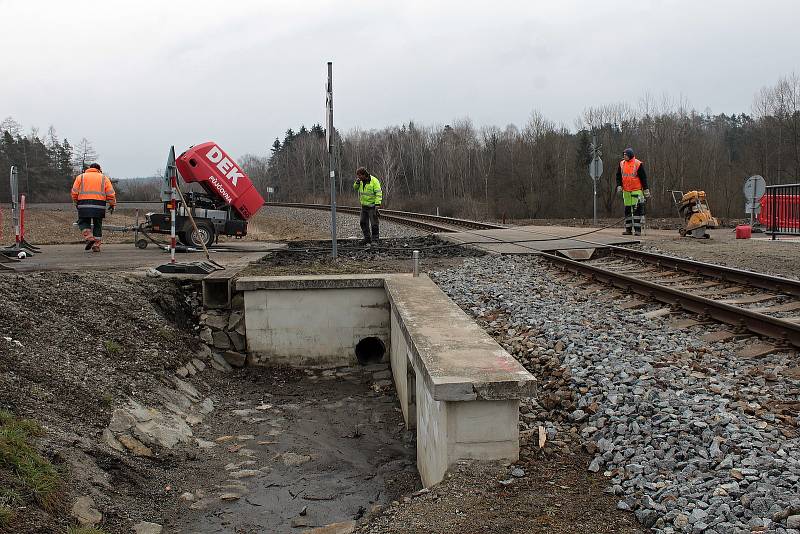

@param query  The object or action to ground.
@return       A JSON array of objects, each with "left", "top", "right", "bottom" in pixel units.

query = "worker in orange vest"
[
  {"left": 71, "top": 163, "right": 116, "bottom": 252},
  {"left": 616, "top": 148, "right": 650, "bottom": 236}
]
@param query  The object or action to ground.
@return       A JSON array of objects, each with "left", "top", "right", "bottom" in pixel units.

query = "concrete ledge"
[
  {"left": 384, "top": 275, "right": 536, "bottom": 402},
  {"left": 236, "top": 274, "right": 387, "bottom": 291}
]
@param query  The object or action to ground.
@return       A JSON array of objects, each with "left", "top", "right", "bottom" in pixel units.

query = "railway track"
[
  {"left": 541, "top": 246, "right": 800, "bottom": 351},
  {"left": 265, "top": 202, "right": 505, "bottom": 233}
]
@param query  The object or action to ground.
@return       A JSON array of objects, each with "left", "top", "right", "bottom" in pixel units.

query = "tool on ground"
[
  {"left": 670, "top": 190, "right": 718, "bottom": 238},
  {"left": 2, "top": 167, "right": 40, "bottom": 258}
]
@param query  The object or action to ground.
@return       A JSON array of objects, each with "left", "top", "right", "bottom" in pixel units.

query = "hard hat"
[{"left": 623, "top": 148, "right": 634, "bottom": 159}]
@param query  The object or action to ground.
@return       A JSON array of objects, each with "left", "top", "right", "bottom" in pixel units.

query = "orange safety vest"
[
  {"left": 71, "top": 168, "right": 116, "bottom": 204},
  {"left": 620, "top": 158, "right": 643, "bottom": 192}
]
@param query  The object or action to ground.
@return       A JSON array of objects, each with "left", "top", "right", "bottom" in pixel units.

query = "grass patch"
[
  {"left": 0, "top": 504, "right": 14, "bottom": 529},
  {"left": 67, "top": 527, "right": 109, "bottom": 534},
  {"left": 0, "top": 488, "right": 24, "bottom": 506},
  {"left": 100, "top": 393, "right": 114, "bottom": 408},
  {"left": 158, "top": 327, "right": 177, "bottom": 341},
  {"left": 103, "top": 340, "right": 123, "bottom": 356},
  {"left": 0, "top": 410, "right": 62, "bottom": 513}
]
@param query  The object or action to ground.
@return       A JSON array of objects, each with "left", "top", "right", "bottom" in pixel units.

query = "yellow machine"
[{"left": 670, "top": 190, "right": 719, "bottom": 238}]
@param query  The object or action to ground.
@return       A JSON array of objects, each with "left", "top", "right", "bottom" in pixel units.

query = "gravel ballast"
[{"left": 432, "top": 255, "right": 800, "bottom": 534}]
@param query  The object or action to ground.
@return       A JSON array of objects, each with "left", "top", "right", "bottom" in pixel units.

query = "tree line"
[
  {"left": 0, "top": 117, "right": 101, "bottom": 202},
  {"left": 3, "top": 73, "right": 798, "bottom": 219},
  {"left": 253, "top": 73, "right": 800, "bottom": 220}
]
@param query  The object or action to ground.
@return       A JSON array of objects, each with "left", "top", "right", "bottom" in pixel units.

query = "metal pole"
[
  {"left": 10, "top": 166, "right": 19, "bottom": 249},
  {"left": 593, "top": 179, "right": 597, "bottom": 227},
  {"left": 771, "top": 187, "right": 777, "bottom": 241},
  {"left": 327, "top": 62, "right": 337, "bottom": 259},
  {"left": 412, "top": 250, "right": 419, "bottom": 277}
]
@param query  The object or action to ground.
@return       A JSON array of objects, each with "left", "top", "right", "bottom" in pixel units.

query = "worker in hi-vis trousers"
[
  {"left": 616, "top": 148, "right": 650, "bottom": 236},
  {"left": 71, "top": 163, "right": 116, "bottom": 252},
  {"left": 353, "top": 167, "right": 382, "bottom": 246}
]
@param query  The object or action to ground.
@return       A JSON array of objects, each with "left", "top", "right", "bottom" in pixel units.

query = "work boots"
[{"left": 81, "top": 228, "right": 96, "bottom": 250}]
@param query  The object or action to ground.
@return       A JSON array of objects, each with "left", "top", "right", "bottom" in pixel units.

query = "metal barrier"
[{"left": 759, "top": 183, "right": 800, "bottom": 238}]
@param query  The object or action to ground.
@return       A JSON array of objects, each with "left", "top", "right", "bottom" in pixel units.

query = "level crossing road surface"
[
  {"left": 2, "top": 242, "right": 284, "bottom": 274},
  {"left": 438, "top": 224, "right": 641, "bottom": 254}
]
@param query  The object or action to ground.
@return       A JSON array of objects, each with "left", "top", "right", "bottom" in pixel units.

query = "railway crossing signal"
[{"left": 588, "top": 136, "right": 603, "bottom": 225}]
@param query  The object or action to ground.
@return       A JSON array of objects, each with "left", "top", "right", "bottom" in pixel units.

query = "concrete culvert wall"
[{"left": 355, "top": 336, "right": 386, "bottom": 365}]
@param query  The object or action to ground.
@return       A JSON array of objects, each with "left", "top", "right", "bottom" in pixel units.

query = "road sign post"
[
  {"left": 588, "top": 136, "right": 603, "bottom": 226},
  {"left": 743, "top": 175, "right": 766, "bottom": 227}
]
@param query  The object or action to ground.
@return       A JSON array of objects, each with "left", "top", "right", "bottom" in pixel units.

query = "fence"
[{"left": 759, "top": 183, "right": 800, "bottom": 238}]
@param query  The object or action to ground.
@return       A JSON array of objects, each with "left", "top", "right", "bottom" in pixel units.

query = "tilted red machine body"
[{"left": 176, "top": 141, "right": 265, "bottom": 220}]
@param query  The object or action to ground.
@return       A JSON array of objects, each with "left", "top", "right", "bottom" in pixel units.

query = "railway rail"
[
  {"left": 263, "top": 202, "right": 506, "bottom": 233},
  {"left": 541, "top": 247, "right": 800, "bottom": 350}
]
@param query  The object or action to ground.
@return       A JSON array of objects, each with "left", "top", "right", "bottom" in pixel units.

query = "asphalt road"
[{"left": 1, "top": 242, "right": 284, "bottom": 274}]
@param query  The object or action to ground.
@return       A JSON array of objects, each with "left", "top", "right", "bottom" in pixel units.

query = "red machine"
[
  {"left": 143, "top": 142, "right": 265, "bottom": 248},
  {"left": 176, "top": 142, "right": 264, "bottom": 220}
]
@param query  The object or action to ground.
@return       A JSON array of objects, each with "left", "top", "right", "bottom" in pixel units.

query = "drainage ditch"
[{"left": 172, "top": 285, "right": 419, "bottom": 533}]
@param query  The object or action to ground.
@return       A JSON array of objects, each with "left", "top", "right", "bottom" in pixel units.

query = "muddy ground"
[{"left": 0, "top": 271, "right": 417, "bottom": 534}]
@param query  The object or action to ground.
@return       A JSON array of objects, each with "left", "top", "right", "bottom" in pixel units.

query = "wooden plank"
[
  {"left": 669, "top": 318, "right": 701, "bottom": 330},
  {"left": 696, "top": 286, "right": 748, "bottom": 296},
  {"left": 702, "top": 330, "right": 737, "bottom": 343},
  {"left": 657, "top": 275, "right": 704, "bottom": 285},
  {"left": 719, "top": 294, "right": 779, "bottom": 305},
  {"left": 619, "top": 297, "right": 648, "bottom": 310},
  {"left": 750, "top": 301, "right": 800, "bottom": 314},
  {"left": 737, "top": 342, "right": 781, "bottom": 359}
]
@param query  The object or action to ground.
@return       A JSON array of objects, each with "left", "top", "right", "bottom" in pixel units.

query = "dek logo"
[{"left": 205, "top": 145, "right": 244, "bottom": 186}]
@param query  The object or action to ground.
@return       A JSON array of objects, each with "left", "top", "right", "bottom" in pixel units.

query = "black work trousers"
[
  {"left": 624, "top": 203, "right": 645, "bottom": 234},
  {"left": 78, "top": 217, "right": 103, "bottom": 238},
  {"left": 359, "top": 206, "right": 380, "bottom": 242}
]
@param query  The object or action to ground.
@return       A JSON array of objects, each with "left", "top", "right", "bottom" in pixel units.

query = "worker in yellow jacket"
[
  {"left": 353, "top": 167, "right": 382, "bottom": 246},
  {"left": 71, "top": 163, "right": 116, "bottom": 252}
]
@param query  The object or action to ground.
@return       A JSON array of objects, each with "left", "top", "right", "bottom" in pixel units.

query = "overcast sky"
[{"left": 1, "top": 0, "right": 798, "bottom": 177}]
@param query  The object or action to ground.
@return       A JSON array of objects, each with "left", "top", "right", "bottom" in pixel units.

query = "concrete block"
[
  {"left": 244, "top": 287, "right": 390, "bottom": 367},
  {"left": 416, "top": 376, "right": 449, "bottom": 488}
]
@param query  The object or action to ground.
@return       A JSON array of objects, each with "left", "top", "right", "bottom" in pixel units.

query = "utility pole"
[{"left": 326, "top": 61, "right": 337, "bottom": 259}]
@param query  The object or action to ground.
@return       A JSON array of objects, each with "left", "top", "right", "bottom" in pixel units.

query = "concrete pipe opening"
[{"left": 355, "top": 337, "right": 386, "bottom": 365}]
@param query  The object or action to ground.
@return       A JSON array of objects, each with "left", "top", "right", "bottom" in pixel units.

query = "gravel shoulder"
[
  {"left": 432, "top": 255, "right": 800, "bottom": 534},
  {"left": 630, "top": 229, "right": 800, "bottom": 280}
]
